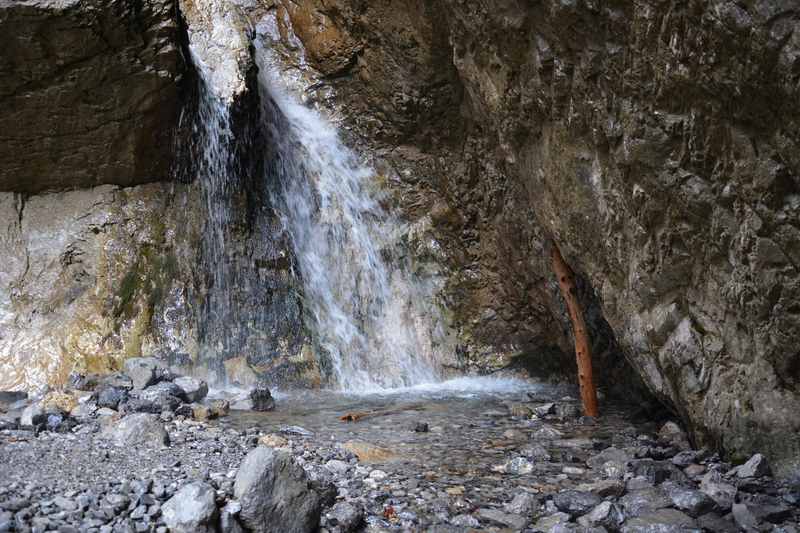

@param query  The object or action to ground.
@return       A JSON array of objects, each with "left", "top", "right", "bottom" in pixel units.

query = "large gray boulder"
[
  {"left": 162, "top": 482, "right": 218, "bottom": 533},
  {"left": 234, "top": 447, "right": 321, "bottom": 533},
  {"left": 0, "top": 0, "right": 183, "bottom": 193},
  {"left": 105, "top": 413, "right": 170, "bottom": 448}
]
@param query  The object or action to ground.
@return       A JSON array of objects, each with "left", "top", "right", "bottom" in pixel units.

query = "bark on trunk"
[{"left": 551, "top": 242, "right": 599, "bottom": 417}]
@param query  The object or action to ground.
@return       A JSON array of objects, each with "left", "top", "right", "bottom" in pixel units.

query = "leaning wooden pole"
[{"left": 551, "top": 242, "right": 599, "bottom": 417}]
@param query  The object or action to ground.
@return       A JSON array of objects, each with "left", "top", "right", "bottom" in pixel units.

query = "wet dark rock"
[
  {"left": 162, "top": 482, "right": 218, "bottom": 533},
  {"left": 96, "top": 386, "right": 129, "bottom": 410},
  {"left": 249, "top": 386, "right": 275, "bottom": 412},
  {"left": 234, "top": 447, "right": 321, "bottom": 533},
  {"left": 552, "top": 490, "right": 601, "bottom": 517},
  {"left": 414, "top": 422, "right": 429, "bottom": 433},
  {"left": 697, "top": 512, "right": 739, "bottom": 533},
  {"left": 575, "top": 479, "right": 626, "bottom": 498}
]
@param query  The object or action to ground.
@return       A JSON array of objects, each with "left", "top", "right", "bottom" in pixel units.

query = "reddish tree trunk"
[{"left": 551, "top": 242, "right": 599, "bottom": 417}]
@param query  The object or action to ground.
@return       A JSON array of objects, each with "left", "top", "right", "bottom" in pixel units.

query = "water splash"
[{"left": 255, "top": 42, "right": 443, "bottom": 392}]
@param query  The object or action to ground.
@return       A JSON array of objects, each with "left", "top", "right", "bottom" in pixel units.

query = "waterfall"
[{"left": 254, "top": 42, "right": 442, "bottom": 391}]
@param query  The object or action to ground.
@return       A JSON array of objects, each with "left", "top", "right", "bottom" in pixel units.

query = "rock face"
[
  {"left": 250, "top": 0, "right": 800, "bottom": 478},
  {"left": 0, "top": 0, "right": 184, "bottom": 193},
  {"left": 234, "top": 447, "right": 321, "bottom": 533}
]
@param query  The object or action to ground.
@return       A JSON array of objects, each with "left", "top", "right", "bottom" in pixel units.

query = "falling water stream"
[
  {"left": 189, "top": 32, "right": 446, "bottom": 391},
  {"left": 255, "top": 42, "right": 441, "bottom": 391}
]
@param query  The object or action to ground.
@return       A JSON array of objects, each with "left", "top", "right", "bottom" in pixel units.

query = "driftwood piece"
[{"left": 551, "top": 242, "right": 599, "bottom": 417}]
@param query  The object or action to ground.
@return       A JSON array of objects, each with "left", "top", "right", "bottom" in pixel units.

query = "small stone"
[
  {"left": 173, "top": 377, "right": 208, "bottom": 403},
  {"left": 369, "top": 469, "right": 388, "bottom": 481},
  {"left": 657, "top": 421, "right": 691, "bottom": 450},
  {"left": 249, "top": 386, "right": 275, "bottom": 412},
  {"left": 124, "top": 358, "right": 162, "bottom": 390},
  {"left": 162, "top": 482, "right": 218, "bottom": 533},
  {"left": 699, "top": 471, "right": 737, "bottom": 511},
  {"left": 619, "top": 487, "right": 671, "bottom": 517},
  {"left": 96, "top": 386, "right": 128, "bottom": 410},
  {"left": 534, "top": 403, "right": 555, "bottom": 416},
  {"left": 504, "top": 492, "right": 538, "bottom": 515},
  {"left": 325, "top": 502, "right": 362, "bottom": 532},
  {"left": 621, "top": 508, "right": 697, "bottom": 533},
  {"left": 521, "top": 443, "right": 552, "bottom": 462},
  {"left": 324, "top": 459, "right": 349, "bottom": 475},
  {"left": 450, "top": 514, "right": 480, "bottom": 528},
  {"left": 731, "top": 503, "right": 760, "bottom": 532},
  {"left": 52, "top": 496, "right": 77, "bottom": 511},
  {"left": 575, "top": 479, "right": 625, "bottom": 498},
  {"left": 661, "top": 481, "right": 717, "bottom": 518},
  {"left": 508, "top": 403, "right": 533, "bottom": 417},
  {"left": 735, "top": 453, "right": 770, "bottom": 478},
  {"left": 532, "top": 512, "right": 570, "bottom": 532},
  {"left": 497, "top": 457, "right": 534, "bottom": 475},
  {"left": 552, "top": 491, "right": 602, "bottom": 517},
  {"left": 477, "top": 508, "right": 527, "bottom": 530},
  {"left": 586, "top": 446, "right": 630, "bottom": 469},
  {"left": 413, "top": 422, "right": 429, "bottom": 432},
  {"left": 577, "top": 501, "right": 625, "bottom": 530},
  {"left": 532, "top": 425, "right": 563, "bottom": 440},
  {"left": 258, "top": 434, "right": 289, "bottom": 448},
  {"left": 279, "top": 425, "right": 313, "bottom": 437}
]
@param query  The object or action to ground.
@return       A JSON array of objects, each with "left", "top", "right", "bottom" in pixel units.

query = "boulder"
[
  {"left": 662, "top": 482, "right": 717, "bottom": 518},
  {"left": 162, "top": 482, "right": 218, "bottom": 533},
  {"left": 124, "top": 357, "right": 171, "bottom": 390},
  {"left": 234, "top": 447, "right": 321, "bottom": 533},
  {"left": 619, "top": 487, "right": 671, "bottom": 518},
  {"left": 173, "top": 376, "right": 209, "bottom": 403},
  {"left": 105, "top": 413, "right": 169, "bottom": 447},
  {"left": 95, "top": 387, "right": 128, "bottom": 410}
]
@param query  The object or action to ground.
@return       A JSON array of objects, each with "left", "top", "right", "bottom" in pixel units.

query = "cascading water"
[{"left": 255, "top": 41, "right": 443, "bottom": 391}]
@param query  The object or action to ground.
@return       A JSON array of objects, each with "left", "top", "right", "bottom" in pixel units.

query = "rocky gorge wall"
[{"left": 1, "top": 0, "right": 800, "bottom": 480}]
